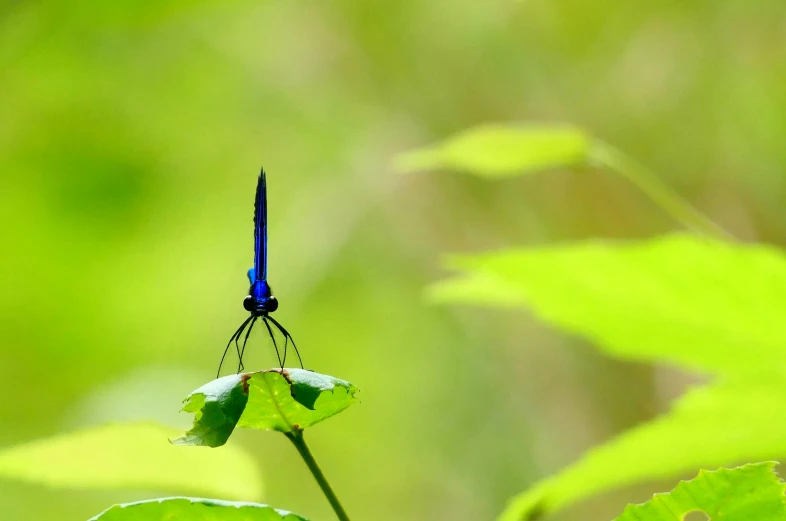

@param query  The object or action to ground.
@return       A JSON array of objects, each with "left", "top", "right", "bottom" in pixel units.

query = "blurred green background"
[{"left": 1, "top": 1, "right": 785, "bottom": 520}]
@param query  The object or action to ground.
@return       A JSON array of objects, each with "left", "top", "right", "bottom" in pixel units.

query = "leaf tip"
[{"left": 393, "top": 146, "right": 442, "bottom": 174}]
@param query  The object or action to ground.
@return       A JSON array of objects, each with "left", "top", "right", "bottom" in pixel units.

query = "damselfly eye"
[
  {"left": 265, "top": 296, "right": 278, "bottom": 313},
  {"left": 243, "top": 295, "right": 255, "bottom": 311}
]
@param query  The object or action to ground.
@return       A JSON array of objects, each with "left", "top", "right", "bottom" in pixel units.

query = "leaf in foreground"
[
  {"left": 498, "top": 381, "right": 786, "bottom": 520},
  {"left": 174, "top": 369, "right": 358, "bottom": 447},
  {"left": 426, "top": 234, "right": 786, "bottom": 520},
  {"left": 0, "top": 422, "right": 261, "bottom": 501},
  {"left": 430, "top": 234, "right": 786, "bottom": 377},
  {"left": 88, "top": 497, "right": 307, "bottom": 521},
  {"left": 394, "top": 124, "right": 587, "bottom": 177},
  {"left": 614, "top": 462, "right": 786, "bottom": 521}
]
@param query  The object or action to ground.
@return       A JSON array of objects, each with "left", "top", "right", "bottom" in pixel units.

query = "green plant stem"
[
  {"left": 589, "top": 140, "right": 733, "bottom": 241},
  {"left": 285, "top": 430, "right": 352, "bottom": 521}
]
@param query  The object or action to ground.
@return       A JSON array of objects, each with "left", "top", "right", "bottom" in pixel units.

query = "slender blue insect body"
[
  {"left": 217, "top": 169, "right": 303, "bottom": 377},
  {"left": 255, "top": 169, "right": 268, "bottom": 281},
  {"left": 245, "top": 170, "right": 276, "bottom": 311}
]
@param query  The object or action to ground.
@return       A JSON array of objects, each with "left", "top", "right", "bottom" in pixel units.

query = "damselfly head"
[{"left": 243, "top": 295, "right": 278, "bottom": 314}]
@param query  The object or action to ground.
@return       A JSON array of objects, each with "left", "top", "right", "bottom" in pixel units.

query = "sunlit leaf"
[
  {"left": 174, "top": 369, "right": 359, "bottom": 447},
  {"left": 398, "top": 127, "right": 727, "bottom": 239},
  {"left": 614, "top": 463, "right": 786, "bottom": 521},
  {"left": 499, "top": 382, "right": 786, "bottom": 520},
  {"left": 0, "top": 422, "right": 262, "bottom": 501},
  {"left": 88, "top": 497, "right": 307, "bottom": 521},
  {"left": 430, "top": 234, "right": 786, "bottom": 377},
  {"left": 171, "top": 374, "right": 249, "bottom": 447},
  {"left": 395, "top": 124, "right": 588, "bottom": 177},
  {"left": 238, "top": 369, "right": 358, "bottom": 432},
  {"left": 427, "top": 234, "right": 786, "bottom": 519}
]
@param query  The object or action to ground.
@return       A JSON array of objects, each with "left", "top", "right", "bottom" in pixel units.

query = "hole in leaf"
[{"left": 683, "top": 511, "right": 710, "bottom": 521}]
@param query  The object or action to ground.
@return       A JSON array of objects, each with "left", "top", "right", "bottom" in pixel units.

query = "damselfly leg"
[
  {"left": 217, "top": 315, "right": 253, "bottom": 378},
  {"left": 237, "top": 316, "right": 258, "bottom": 373},
  {"left": 218, "top": 314, "right": 302, "bottom": 375},
  {"left": 261, "top": 316, "right": 284, "bottom": 369},
  {"left": 266, "top": 314, "right": 304, "bottom": 369}
]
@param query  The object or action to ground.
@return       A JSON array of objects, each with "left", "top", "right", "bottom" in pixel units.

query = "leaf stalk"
[
  {"left": 588, "top": 140, "right": 733, "bottom": 241},
  {"left": 285, "top": 430, "right": 352, "bottom": 521}
]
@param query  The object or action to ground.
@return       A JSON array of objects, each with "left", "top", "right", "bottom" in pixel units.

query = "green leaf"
[
  {"left": 614, "top": 463, "right": 786, "bottom": 521},
  {"left": 171, "top": 374, "right": 249, "bottom": 447},
  {"left": 499, "top": 382, "right": 786, "bottom": 520},
  {"left": 427, "top": 234, "right": 786, "bottom": 520},
  {"left": 394, "top": 124, "right": 588, "bottom": 177},
  {"left": 238, "top": 369, "right": 358, "bottom": 432},
  {"left": 88, "top": 497, "right": 308, "bottom": 521},
  {"left": 397, "top": 126, "right": 729, "bottom": 240},
  {"left": 0, "top": 422, "right": 262, "bottom": 501},
  {"left": 174, "top": 369, "right": 358, "bottom": 447},
  {"left": 430, "top": 234, "right": 786, "bottom": 377}
]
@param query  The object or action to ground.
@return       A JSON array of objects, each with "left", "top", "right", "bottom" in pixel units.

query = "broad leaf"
[
  {"left": 395, "top": 124, "right": 587, "bottom": 177},
  {"left": 614, "top": 463, "right": 786, "bottom": 521},
  {"left": 174, "top": 369, "right": 358, "bottom": 447},
  {"left": 0, "top": 422, "right": 262, "bottom": 501},
  {"left": 430, "top": 234, "right": 786, "bottom": 377},
  {"left": 88, "top": 497, "right": 307, "bottom": 521},
  {"left": 427, "top": 234, "right": 786, "bottom": 519},
  {"left": 499, "top": 382, "right": 786, "bottom": 520}
]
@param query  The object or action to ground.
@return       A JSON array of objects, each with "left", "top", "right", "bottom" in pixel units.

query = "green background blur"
[{"left": 1, "top": 1, "right": 785, "bottom": 520}]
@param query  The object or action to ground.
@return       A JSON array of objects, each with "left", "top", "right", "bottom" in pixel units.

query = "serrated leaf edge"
[{"left": 87, "top": 496, "right": 305, "bottom": 520}]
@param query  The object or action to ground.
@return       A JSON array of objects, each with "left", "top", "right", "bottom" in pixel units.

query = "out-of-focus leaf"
[
  {"left": 427, "top": 233, "right": 786, "bottom": 520},
  {"left": 395, "top": 124, "right": 587, "bottom": 177},
  {"left": 398, "top": 126, "right": 727, "bottom": 239},
  {"left": 0, "top": 422, "right": 262, "bottom": 501},
  {"left": 613, "top": 463, "right": 786, "bottom": 521},
  {"left": 498, "top": 382, "right": 786, "bottom": 520},
  {"left": 430, "top": 234, "right": 786, "bottom": 377},
  {"left": 174, "top": 369, "right": 358, "bottom": 447},
  {"left": 88, "top": 497, "right": 307, "bottom": 521}
]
